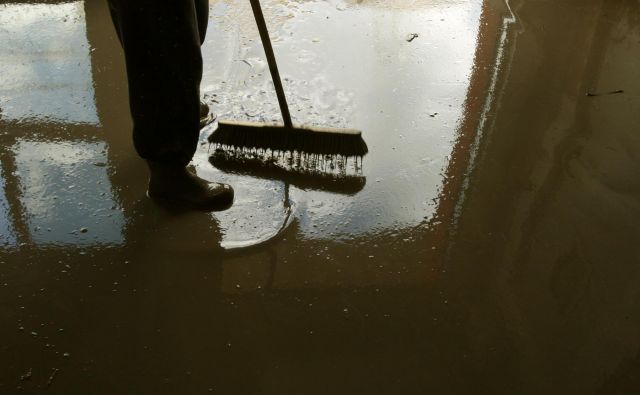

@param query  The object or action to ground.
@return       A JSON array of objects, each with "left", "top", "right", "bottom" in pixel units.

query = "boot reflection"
[{"left": 124, "top": 196, "right": 224, "bottom": 256}]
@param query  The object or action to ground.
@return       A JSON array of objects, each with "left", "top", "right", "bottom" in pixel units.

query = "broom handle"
[{"left": 248, "top": 0, "right": 293, "bottom": 128}]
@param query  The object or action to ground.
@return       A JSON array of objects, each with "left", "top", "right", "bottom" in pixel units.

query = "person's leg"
[
  {"left": 108, "top": 0, "right": 201, "bottom": 165},
  {"left": 107, "top": 0, "right": 233, "bottom": 210},
  {"left": 194, "top": 0, "right": 209, "bottom": 45}
]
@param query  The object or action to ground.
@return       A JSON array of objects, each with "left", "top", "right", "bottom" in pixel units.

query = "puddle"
[
  {"left": 2, "top": 0, "right": 640, "bottom": 394},
  {"left": 0, "top": 0, "right": 485, "bottom": 250},
  {"left": 198, "top": 0, "right": 483, "bottom": 247},
  {"left": 13, "top": 139, "right": 124, "bottom": 246},
  {"left": 0, "top": 166, "right": 17, "bottom": 247},
  {"left": 0, "top": 2, "right": 98, "bottom": 125}
]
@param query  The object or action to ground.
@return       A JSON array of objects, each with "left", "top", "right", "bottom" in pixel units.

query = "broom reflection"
[{"left": 208, "top": 146, "right": 366, "bottom": 249}]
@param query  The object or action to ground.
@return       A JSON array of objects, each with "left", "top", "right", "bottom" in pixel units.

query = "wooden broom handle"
[{"left": 248, "top": 0, "right": 293, "bottom": 128}]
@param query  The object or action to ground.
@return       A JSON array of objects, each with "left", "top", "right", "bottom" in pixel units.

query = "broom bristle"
[
  {"left": 209, "top": 149, "right": 366, "bottom": 195},
  {"left": 208, "top": 120, "right": 368, "bottom": 157}
]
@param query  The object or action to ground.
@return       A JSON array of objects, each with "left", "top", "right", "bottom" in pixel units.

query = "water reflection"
[
  {"left": 0, "top": 166, "right": 17, "bottom": 248},
  {"left": 0, "top": 1, "right": 126, "bottom": 249},
  {"left": 0, "top": 2, "right": 98, "bottom": 125},
  {"left": 0, "top": 0, "right": 486, "bottom": 250},
  {"left": 201, "top": 0, "right": 483, "bottom": 245},
  {"left": 14, "top": 140, "right": 124, "bottom": 246},
  {"left": 2, "top": 1, "right": 638, "bottom": 394}
]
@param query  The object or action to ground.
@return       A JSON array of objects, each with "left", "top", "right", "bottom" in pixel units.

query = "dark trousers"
[{"left": 108, "top": 0, "right": 209, "bottom": 166}]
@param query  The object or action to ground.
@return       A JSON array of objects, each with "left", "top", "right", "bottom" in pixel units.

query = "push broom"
[{"left": 208, "top": 0, "right": 368, "bottom": 161}]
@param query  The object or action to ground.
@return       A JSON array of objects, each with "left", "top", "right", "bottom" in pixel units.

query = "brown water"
[{"left": 1, "top": 0, "right": 640, "bottom": 393}]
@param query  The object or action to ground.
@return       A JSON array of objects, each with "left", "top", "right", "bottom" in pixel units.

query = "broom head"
[{"left": 208, "top": 120, "right": 368, "bottom": 157}]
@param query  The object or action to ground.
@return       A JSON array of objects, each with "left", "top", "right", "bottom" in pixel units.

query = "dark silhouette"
[{"left": 107, "top": 0, "right": 233, "bottom": 210}]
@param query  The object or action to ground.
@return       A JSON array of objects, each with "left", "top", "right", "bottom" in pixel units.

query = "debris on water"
[
  {"left": 80, "top": 227, "right": 88, "bottom": 233},
  {"left": 62, "top": 352, "right": 70, "bottom": 358},
  {"left": 429, "top": 112, "right": 439, "bottom": 117},
  {"left": 47, "top": 368, "right": 59, "bottom": 387},
  {"left": 586, "top": 89, "right": 624, "bottom": 97},
  {"left": 20, "top": 368, "right": 32, "bottom": 381},
  {"left": 406, "top": 33, "right": 419, "bottom": 42},
  {"left": 235, "top": 59, "right": 252, "bottom": 68}
]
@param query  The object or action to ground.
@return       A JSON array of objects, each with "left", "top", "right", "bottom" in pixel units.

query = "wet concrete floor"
[{"left": 1, "top": 0, "right": 640, "bottom": 393}]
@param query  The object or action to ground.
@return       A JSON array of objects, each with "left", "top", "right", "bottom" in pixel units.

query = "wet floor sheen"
[
  {"left": 1, "top": 0, "right": 640, "bottom": 394},
  {"left": 199, "top": 0, "right": 483, "bottom": 247}
]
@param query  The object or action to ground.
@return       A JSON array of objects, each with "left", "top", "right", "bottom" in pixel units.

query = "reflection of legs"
[{"left": 108, "top": 0, "right": 233, "bottom": 210}]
